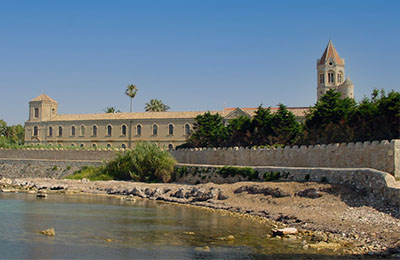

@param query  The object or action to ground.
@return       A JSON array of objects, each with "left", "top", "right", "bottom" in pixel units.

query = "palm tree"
[
  {"left": 125, "top": 84, "right": 138, "bottom": 112},
  {"left": 145, "top": 99, "right": 170, "bottom": 112},
  {"left": 103, "top": 107, "right": 120, "bottom": 113}
]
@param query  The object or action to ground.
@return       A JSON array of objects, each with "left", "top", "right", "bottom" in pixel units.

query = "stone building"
[
  {"left": 24, "top": 95, "right": 308, "bottom": 149},
  {"left": 317, "top": 40, "right": 354, "bottom": 100}
]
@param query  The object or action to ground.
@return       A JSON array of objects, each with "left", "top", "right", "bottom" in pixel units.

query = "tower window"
[
  {"left": 337, "top": 73, "right": 343, "bottom": 83},
  {"left": 34, "top": 108, "right": 39, "bottom": 118},
  {"left": 49, "top": 127, "right": 53, "bottom": 137},
  {"left": 33, "top": 126, "right": 38, "bottom": 136},
  {"left": 319, "top": 73, "right": 324, "bottom": 84},
  {"left": 328, "top": 72, "right": 334, "bottom": 83}
]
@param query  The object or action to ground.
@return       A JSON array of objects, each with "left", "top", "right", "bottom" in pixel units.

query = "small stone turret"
[
  {"left": 337, "top": 76, "right": 354, "bottom": 99},
  {"left": 28, "top": 94, "right": 58, "bottom": 122}
]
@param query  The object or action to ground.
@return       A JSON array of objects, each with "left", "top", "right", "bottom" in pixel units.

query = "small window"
[
  {"left": 81, "top": 126, "right": 85, "bottom": 136},
  {"left": 80, "top": 143, "right": 85, "bottom": 148},
  {"left": 92, "top": 143, "right": 97, "bottom": 149},
  {"left": 33, "top": 126, "right": 38, "bottom": 136},
  {"left": 34, "top": 108, "right": 39, "bottom": 118},
  {"left": 137, "top": 125, "right": 142, "bottom": 136},
  {"left": 48, "top": 127, "right": 53, "bottom": 137},
  {"left": 107, "top": 125, "right": 112, "bottom": 136},
  {"left": 152, "top": 124, "right": 158, "bottom": 136},
  {"left": 168, "top": 144, "right": 174, "bottom": 150},
  {"left": 107, "top": 144, "right": 112, "bottom": 148},
  {"left": 121, "top": 144, "right": 126, "bottom": 149},
  {"left": 71, "top": 126, "right": 76, "bottom": 136},
  {"left": 92, "top": 125, "right": 97, "bottom": 137},
  {"left": 184, "top": 124, "right": 191, "bottom": 135},
  {"left": 319, "top": 73, "right": 324, "bottom": 84},
  {"left": 337, "top": 73, "right": 343, "bottom": 83},
  {"left": 168, "top": 124, "right": 174, "bottom": 135},
  {"left": 328, "top": 72, "right": 334, "bottom": 83},
  {"left": 121, "top": 125, "right": 127, "bottom": 136},
  {"left": 58, "top": 126, "right": 63, "bottom": 137},
  {"left": 71, "top": 144, "right": 75, "bottom": 148}
]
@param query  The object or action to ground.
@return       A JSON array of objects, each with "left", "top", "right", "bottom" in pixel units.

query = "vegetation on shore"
[
  {"left": 178, "top": 89, "right": 399, "bottom": 148},
  {"left": 67, "top": 142, "right": 176, "bottom": 182},
  {"left": 0, "top": 120, "right": 24, "bottom": 147}
]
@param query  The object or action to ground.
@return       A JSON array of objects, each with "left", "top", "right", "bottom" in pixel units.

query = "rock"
[
  {"left": 309, "top": 241, "right": 341, "bottom": 250},
  {"left": 36, "top": 190, "right": 48, "bottom": 198},
  {"left": 81, "top": 178, "right": 89, "bottom": 184},
  {"left": 130, "top": 187, "right": 145, "bottom": 198},
  {"left": 40, "top": 228, "right": 55, "bottom": 236},
  {"left": 272, "top": 227, "right": 298, "bottom": 236},
  {"left": 184, "top": 231, "right": 195, "bottom": 235},
  {"left": 194, "top": 246, "right": 210, "bottom": 252},
  {"left": 105, "top": 239, "right": 112, "bottom": 242},
  {"left": 296, "top": 188, "right": 322, "bottom": 199},
  {"left": 234, "top": 185, "right": 289, "bottom": 197},
  {"left": 217, "top": 191, "right": 228, "bottom": 200},
  {"left": 172, "top": 188, "right": 187, "bottom": 198},
  {"left": 218, "top": 235, "right": 235, "bottom": 241}
]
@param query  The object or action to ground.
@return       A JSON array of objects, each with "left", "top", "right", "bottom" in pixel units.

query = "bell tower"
[{"left": 317, "top": 40, "right": 353, "bottom": 101}]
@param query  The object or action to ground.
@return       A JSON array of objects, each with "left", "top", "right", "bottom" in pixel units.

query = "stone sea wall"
[
  {"left": 171, "top": 140, "right": 400, "bottom": 178},
  {"left": 0, "top": 159, "right": 101, "bottom": 179},
  {"left": 174, "top": 164, "right": 400, "bottom": 206}
]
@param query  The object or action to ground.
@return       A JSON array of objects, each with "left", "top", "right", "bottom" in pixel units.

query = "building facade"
[
  {"left": 317, "top": 40, "right": 354, "bottom": 100},
  {"left": 24, "top": 95, "right": 308, "bottom": 149}
]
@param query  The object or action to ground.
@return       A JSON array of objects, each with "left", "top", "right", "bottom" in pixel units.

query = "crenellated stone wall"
[{"left": 171, "top": 140, "right": 400, "bottom": 178}]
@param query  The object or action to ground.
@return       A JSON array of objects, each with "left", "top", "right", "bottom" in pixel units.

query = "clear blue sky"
[{"left": 1, "top": 0, "right": 399, "bottom": 125}]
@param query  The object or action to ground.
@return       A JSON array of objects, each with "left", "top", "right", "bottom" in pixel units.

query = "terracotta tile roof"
[
  {"left": 50, "top": 110, "right": 231, "bottom": 122},
  {"left": 224, "top": 107, "right": 309, "bottom": 117},
  {"left": 30, "top": 94, "right": 58, "bottom": 103},
  {"left": 319, "top": 40, "right": 344, "bottom": 66}
]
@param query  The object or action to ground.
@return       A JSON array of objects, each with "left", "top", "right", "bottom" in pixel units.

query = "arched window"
[
  {"left": 58, "top": 126, "right": 63, "bottom": 137},
  {"left": 337, "top": 72, "right": 343, "bottom": 83},
  {"left": 48, "top": 127, "right": 53, "bottom": 137},
  {"left": 136, "top": 124, "right": 142, "bottom": 136},
  {"left": 168, "top": 124, "right": 174, "bottom": 135},
  {"left": 33, "top": 126, "right": 38, "bottom": 136},
  {"left": 107, "top": 143, "right": 112, "bottom": 148},
  {"left": 184, "top": 124, "right": 191, "bottom": 135},
  {"left": 71, "top": 126, "right": 76, "bottom": 136},
  {"left": 107, "top": 125, "right": 112, "bottom": 136},
  {"left": 121, "top": 144, "right": 126, "bottom": 149},
  {"left": 152, "top": 124, "right": 158, "bottom": 136},
  {"left": 80, "top": 143, "right": 85, "bottom": 148},
  {"left": 168, "top": 144, "right": 174, "bottom": 150},
  {"left": 92, "top": 143, "right": 97, "bottom": 149},
  {"left": 71, "top": 143, "right": 75, "bottom": 148},
  {"left": 319, "top": 73, "right": 324, "bottom": 84},
  {"left": 80, "top": 126, "right": 85, "bottom": 136},
  {"left": 121, "top": 125, "right": 127, "bottom": 136},
  {"left": 328, "top": 72, "right": 334, "bottom": 83},
  {"left": 92, "top": 125, "right": 97, "bottom": 137}
]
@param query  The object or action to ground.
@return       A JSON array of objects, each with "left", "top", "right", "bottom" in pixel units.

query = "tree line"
[{"left": 180, "top": 89, "right": 400, "bottom": 148}]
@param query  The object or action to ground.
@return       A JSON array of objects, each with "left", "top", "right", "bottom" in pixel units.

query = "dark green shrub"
[
  {"left": 217, "top": 166, "right": 258, "bottom": 181},
  {"left": 263, "top": 171, "right": 281, "bottom": 181}
]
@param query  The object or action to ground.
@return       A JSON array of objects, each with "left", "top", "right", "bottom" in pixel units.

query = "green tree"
[
  {"left": 103, "top": 107, "right": 121, "bottom": 113},
  {"left": 226, "top": 116, "right": 252, "bottom": 147},
  {"left": 145, "top": 99, "right": 170, "bottom": 112},
  {"left": 270, "top": 104, "right": 301, "bottom": 145},
  {"left": 250, "top": 105, "right": 274, "bottom": 146},
  {"left": 125, "top": 84, "right": 138, "bottom": 112},
  {"left": 189, "top": 112, "right": 228, "bottom": 147},
  {"left": 302, "top": 89, "right": 357, "bottom": 144}
]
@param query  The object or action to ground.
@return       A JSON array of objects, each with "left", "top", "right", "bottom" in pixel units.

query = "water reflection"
[{"left": 0, "top": 192, "right": 331, "bottom": 259}]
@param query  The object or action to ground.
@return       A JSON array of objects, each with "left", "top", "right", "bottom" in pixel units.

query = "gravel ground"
[{"left": 1, "top": 177, "right": 399, "bottom": 258}]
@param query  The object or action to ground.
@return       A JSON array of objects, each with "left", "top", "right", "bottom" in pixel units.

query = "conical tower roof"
[
  {"left": 341, "top": 76, "right": 354, "bottom": 86},
  {"left": 319, "top": 40, "right": 344, "bottom": 66},
  {"left": 30, "top": 94, "right": 57, "bottom": 103}
]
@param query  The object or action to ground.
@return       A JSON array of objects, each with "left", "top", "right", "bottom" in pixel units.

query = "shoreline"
[{"left": 1, "top": 177, "right": 399, "bottom": 257}]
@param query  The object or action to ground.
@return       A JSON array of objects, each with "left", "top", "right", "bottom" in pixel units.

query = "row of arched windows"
[
  {"left": 41, "top": 123, "right": 192, "bottom": 137},
  {"left": 54, "top": 142, "right": 175, "bottom": 150},
  {"left": 319, "top": 71, "right": 343, "bottom": 84}
]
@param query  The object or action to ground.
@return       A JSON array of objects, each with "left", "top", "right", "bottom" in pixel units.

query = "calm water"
[{"left": 0, "top": 192, "right": 335, "bottom": 259}]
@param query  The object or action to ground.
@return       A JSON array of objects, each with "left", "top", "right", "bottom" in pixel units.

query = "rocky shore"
[{"left": 1, "top": 177, "right": 399, "bottom": 258}]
